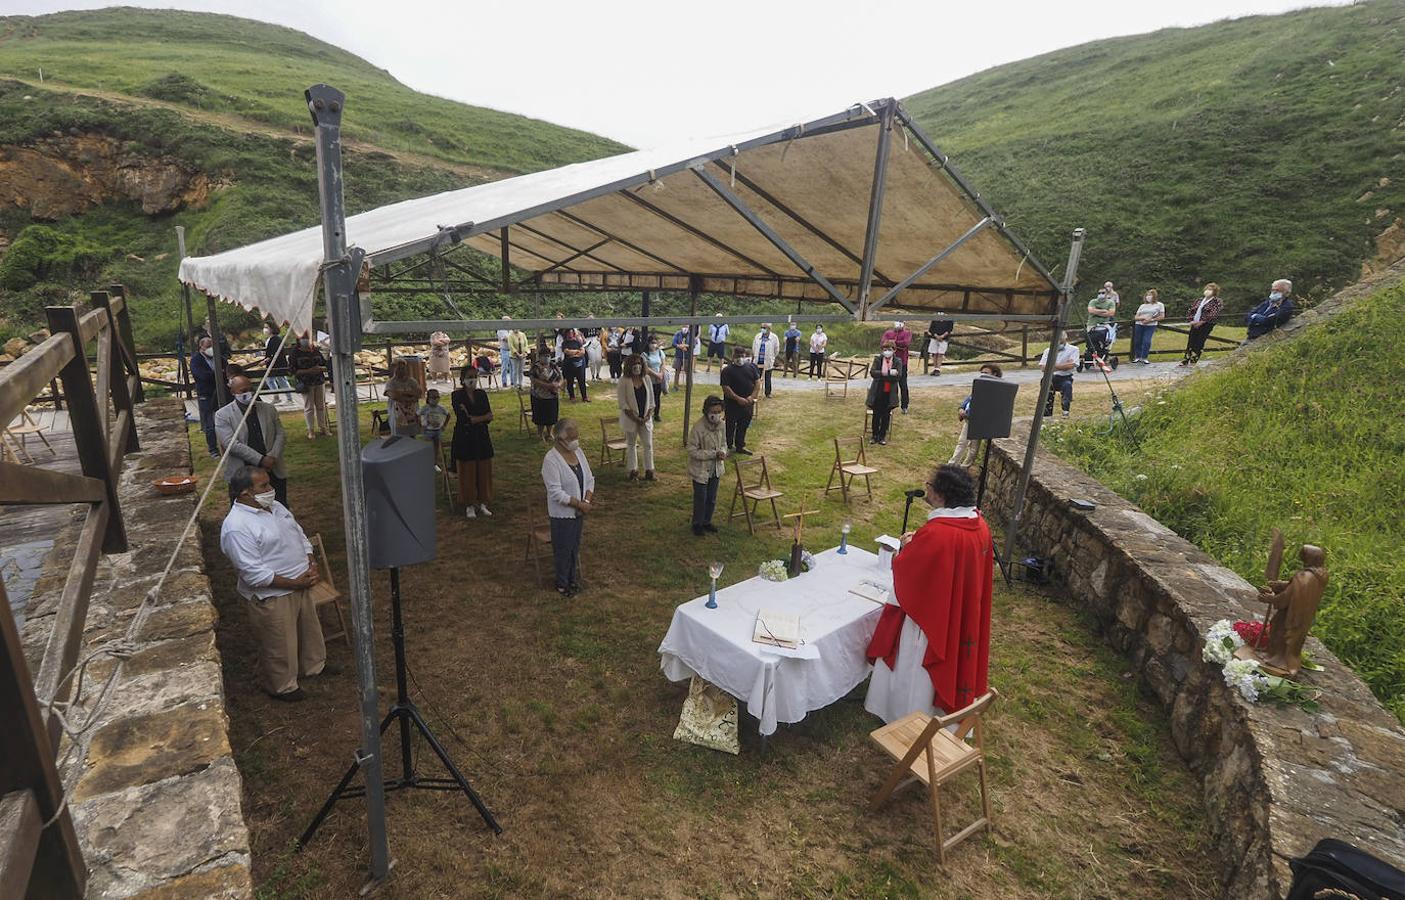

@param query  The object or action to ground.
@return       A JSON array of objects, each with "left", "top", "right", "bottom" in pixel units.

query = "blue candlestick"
[
  {"left": 838, "top": 531, "right": 849, "bottom": 555},
  {"left": 706, "top": 581, "right": 718, "bottom": 608}
]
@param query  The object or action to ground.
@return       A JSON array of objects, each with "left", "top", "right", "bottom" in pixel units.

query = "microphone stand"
[{"left": 901, "top": 492, "right": 919, "bottom": 534}]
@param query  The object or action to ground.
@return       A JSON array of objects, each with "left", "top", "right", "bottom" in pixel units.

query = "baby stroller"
[{"left": 1078, "top": 324, "right": 1119, "bottom": 373}]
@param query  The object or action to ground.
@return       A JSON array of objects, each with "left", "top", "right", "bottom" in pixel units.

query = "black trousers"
[
  {"left": 1183, "top": 322, "right": 1215, "bottom": 362},
  {"left": 228, "top": 473, "right": 287, "bottom": 509},
  {"left": 707, "top": 341, "right": 726, "bottom": 359},
  {"left": 763, "top": 368, "right": 773, "bottom": 397},
  {"left": 549, "top": 516, "right": 583, "bottom": 588},
  {"left": 898, "top": 369, "right": 910, "bottom": 410},
  {"left": 607, "top": 350, "right": 622, "bottom": 379},
  {"left": 651, "top": 379, "right": 662, "bottom": 421},
  {"left": 1044, "top": 374, "right": 1074, "bottom": 415},
  {"left": 692, "top": 476, "right": 719, "bottom": 527},
  {"left": 808, "top": 352, "right": 825, "bottom": 377},
  {"left": 871, "top": 403, "right": 894, "bottom": 442},
  {"left": 564, "top": 363, "right": 588, "bottom": 400},
  {"left": 724, "top": 400, "right": 753, "bottom": 451}
]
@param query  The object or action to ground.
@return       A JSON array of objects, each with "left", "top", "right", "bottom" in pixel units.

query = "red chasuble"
[{"left": 866, "top": 514, "right": 993, "bottom": 711}]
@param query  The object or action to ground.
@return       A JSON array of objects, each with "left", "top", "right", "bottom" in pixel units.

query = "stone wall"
[
  {"left": 21, "top": 397, "right": 252, "bottom": 898},
  {"left": 983, "top": 432, "right": 1405, "bottom": 897}
]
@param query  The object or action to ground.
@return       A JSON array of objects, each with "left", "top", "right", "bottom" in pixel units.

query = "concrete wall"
[
  {"left": 984, "top": 432, "right": 1405, "bottom": 898},
  {"left": 21, "top": 397, "right": 252, "bottom": 898}
]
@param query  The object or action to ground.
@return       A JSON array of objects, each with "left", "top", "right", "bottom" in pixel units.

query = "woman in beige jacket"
[
  {"left": 686, "top": 396, "right": 728, "bottom": 535},
  {"left": 616, "top": 353, "right": 655, "bottom": 480}
]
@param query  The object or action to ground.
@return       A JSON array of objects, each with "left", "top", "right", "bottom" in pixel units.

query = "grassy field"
[
  {"left": 1046, "top": 278, "right": 1405, "bottom": 720},
  {"left": 905, "top": 0, "right": 1405, "bottom": 311},
  {"left": 189, "top": 377, "right": 1216, "bottom": 898}
]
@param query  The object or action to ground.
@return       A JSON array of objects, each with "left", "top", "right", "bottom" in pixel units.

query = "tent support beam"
[
  {"left": 707, "top": 161, "right": 892, "bottom": 285},
  {"left": 364, "top": 312, "right": 853, "bottom": 335},
  {"left": 856, "top": 103, "right": 895, "bottom": 318},
  {"left": 514, "top": 238, "right": 612, "bottom": 289},
  {"left": 691, "top": 166, "right": 857, "bottom": 315},
  {"left": 618, "top": 189, "right": 782, "bottom": 277},
  {"left": 1002, "top": 227, "right": 1086, "bottom": 572},
  {"left": 305, "top": 83, "right": 390, "bottom": 885},
  {"left": 867, "top": 217, "right": 994, "bottom": 314},
  {"left": 681, "top": 278, "right": 699, "bottom": 448},
  {"left": 500, "top": 228, "right": 510, "bottom": 293},
  {"left": 514, "top": 222, "right": 621, "bottom": 272}
]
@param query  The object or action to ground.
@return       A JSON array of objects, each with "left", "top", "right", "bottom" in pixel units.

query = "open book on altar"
[{"left": 753, "top": 609, "right": 801, "bottom": 649}]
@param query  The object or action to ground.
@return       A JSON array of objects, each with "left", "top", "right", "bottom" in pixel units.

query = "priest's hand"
[{"left": 900, "top": 531, "right": 915, "bottom": 548}]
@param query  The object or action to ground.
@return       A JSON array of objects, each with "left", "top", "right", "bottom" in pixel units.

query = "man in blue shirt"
[
  {"left": 782, "top": 323, "right": 803, "bottom": 377},
  {"left": 1245, "top": 279, "right": 1295, "bottom": 340},
  {"left": 671, "top": 326, "right": 692, "bottom": 381},
  {"left": 707, "top": 315, "right": 729, "bottom": 360}
]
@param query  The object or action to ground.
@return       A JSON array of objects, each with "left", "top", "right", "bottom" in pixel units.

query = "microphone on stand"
[{"left": 901, "top": 487, "right": 925, "bottom": 533}]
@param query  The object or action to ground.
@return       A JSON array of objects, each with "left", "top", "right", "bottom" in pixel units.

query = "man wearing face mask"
[
  {"left": 686, "top": 396, "right": 728, "bottom": 536},
  {"left": 750, "top": 323, "right": 781, "bottom": 398},
  {"left": 285, "top": 331, "right": 330, "bottom": 439},
  {"left": 215, "top": 374, "right": 289, "bottom": 508},
  {"left": 190, "top": 336, "right": 220, "bottom": 458},
  {"left": 1245, "top": 278, "right": 1295, "bottom": 340},
  {"left": 220, "top": 465, "right": 326, "bottom": 701},
  {"left": 719, "top": 348, "right": 761, "bottom": 455}
]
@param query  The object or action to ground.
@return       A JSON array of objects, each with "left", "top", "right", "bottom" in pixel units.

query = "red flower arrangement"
[{"left": 1233, "top": 620, "right": 1269, "bottom": 648}]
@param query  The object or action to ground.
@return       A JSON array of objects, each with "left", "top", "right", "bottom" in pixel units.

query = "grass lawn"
[{"left": 191, "top": 376, "right": 1215, "bottom": 898}]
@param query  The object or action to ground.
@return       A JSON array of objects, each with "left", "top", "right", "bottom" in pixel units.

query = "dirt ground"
[{"left": 194, "top": 372, "right": 1217, "bottom": 899}]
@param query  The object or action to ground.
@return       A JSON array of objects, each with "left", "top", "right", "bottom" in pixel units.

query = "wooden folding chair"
[
  {"left": 441, "top": 444, "right": 457, "bottom": 507},
  {"left": 863, "top": 407, "right": 896, "bottom": 442},
  {"left": 869, "top": 690, "right": 998, "bottom": 866},
  {"left": 599, "top": 417, "right": 627, "bottom": 468},
  {"left": 307, "top": 534, "right": 351, "bottom": 650},
  {"left": 525, "top": 502, "right": 555, "bottom": 585},
  {"left": 516, "top": 389, "right": 534, "bottom": 434},
  {"left": 6, "top": 409, "right": 56, "bottom": 459},
  {"left": 825, "top": 436, "right": 878, "bottom": 503},
  {"left": 727, "top": 456, "right": 784, "bottom": 533}
]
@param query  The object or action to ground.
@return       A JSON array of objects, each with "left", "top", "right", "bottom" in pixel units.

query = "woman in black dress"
[
  {"left": 451, "top": 365, "right": 494, "bottom": 519},
  {"left": 528, "top": 351, "right": 562, "bottom": 444}
]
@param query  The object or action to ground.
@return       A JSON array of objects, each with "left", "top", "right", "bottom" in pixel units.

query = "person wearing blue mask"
[{"left": 1245, "top": 279, "right": 1295, "bottom": 340}]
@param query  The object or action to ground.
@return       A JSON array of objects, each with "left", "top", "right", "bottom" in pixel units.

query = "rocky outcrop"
[
  {"left": 985, "top": 430, "right": 1405, "bottom": 898},
  {"left": 0, "top": 135, "right": 215, "bottom": 218}
]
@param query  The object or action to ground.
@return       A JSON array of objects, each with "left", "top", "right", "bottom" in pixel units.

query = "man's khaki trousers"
[{"left": 246, "top": 587, "right": 326, "bottom": 695}]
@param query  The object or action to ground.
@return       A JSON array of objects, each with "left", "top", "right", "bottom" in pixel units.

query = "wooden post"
[
  {"left": 45, "top": 303, "right": 126, "bottom": 553},
  {"left": 107, "top": 284, "right": 144, "bottom": 403},
  {"left": 203, "top": 291, "right": 229, "bottom": 408},
  {"left": 1021, "top": 324, "right": 1029, "bottom": 367},
  {"left": 91, "top": 292, "right": 139, "bottom": 453}
]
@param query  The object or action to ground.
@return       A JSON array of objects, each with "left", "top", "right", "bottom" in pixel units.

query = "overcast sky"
[{"left": 12, "top": 0, "right": 1347, "bottom": 146}]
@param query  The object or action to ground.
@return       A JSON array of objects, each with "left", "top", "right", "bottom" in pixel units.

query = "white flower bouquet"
[
  {"left": 757, "top": 559, "right": 789, "bottom": 582},
  {"left": 1202, "top": 619, "right": 1321, "bottom": 711}
]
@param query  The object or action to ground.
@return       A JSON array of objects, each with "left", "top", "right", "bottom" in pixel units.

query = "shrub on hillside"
[{"left": 0, "top": 225, "right": 116, "bottom": 291}]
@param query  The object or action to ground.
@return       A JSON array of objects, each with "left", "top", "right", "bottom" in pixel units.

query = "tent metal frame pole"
[
  {"left": 681, "top": 279, "right": 699, "bottom": 448},
  {"left": 364, "top": 312, "right": 857, "bottom": 335},
  {"left": 499, "top": 228, "right": 511, "bottom": 294},
  {"left": 305, "top": 83, "right": 391, "bottom": 884},
  {"left": 856, "top": 103, "right": 894, "bottom": 319},
  {"left": 203, "top": 289, "right": 229, "bottom": 408},
  {"left": 1002, "top": 227, "right": 1085, "bottom": 570},
  {"left": 175, "top": 226, "right": 196, "bottom": 399},
  {"left": 866, "top": 217, "right": 995, "bottom": 314},
  {"left": 618, "top": 189, "right": 782, "bottom": 277},
  {"left": 691, "top": 166, "right": 857, "bottom": 315}
]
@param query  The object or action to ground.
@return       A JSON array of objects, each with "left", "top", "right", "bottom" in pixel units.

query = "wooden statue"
[{"left": 1256, "top": 542, "right": 1328, "bottom": 677}]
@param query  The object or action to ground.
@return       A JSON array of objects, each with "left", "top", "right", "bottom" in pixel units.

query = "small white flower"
[
  {"left": 1222, "top": 658, "right": 1267, "bottom": 702},
  {"left": 1202, "top": 619, "right": 1244, "bottom": 665},
  {"left": 758, "top": 559, "right": 789, "bottom": 582},
  {"left": 1135, "top": 474, "right": 1148, "bottom": 481}
]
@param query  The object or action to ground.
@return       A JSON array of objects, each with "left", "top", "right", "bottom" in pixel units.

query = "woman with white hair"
[
  {"left": 541, "top": 418, "right": 595, "bottom": 596},
  {"left": 1245, "top": 278, "right": 1295, "bottom": 340}
]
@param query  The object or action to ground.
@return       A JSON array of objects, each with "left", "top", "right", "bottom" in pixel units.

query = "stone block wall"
[
  {"left": 21, "top": 398, "right": 252, "bottom": 898},
  {"left": 983, "top": 432, "right": 1405, "bottom": 898}
]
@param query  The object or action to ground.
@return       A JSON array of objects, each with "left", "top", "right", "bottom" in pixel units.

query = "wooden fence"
[{"left": 0, "top": 286, "right": 143, "bottom": 898}]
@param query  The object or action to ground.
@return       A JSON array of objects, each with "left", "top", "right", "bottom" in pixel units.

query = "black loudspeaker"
[
  {"left": 362, "top": 436, "right": 436, "bottom": 569},
  {"left": 966, "top": 376, "right": 1019, "bottom": 441}
]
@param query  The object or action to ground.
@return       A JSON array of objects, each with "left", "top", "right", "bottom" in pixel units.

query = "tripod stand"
[{"left": 300, "top": 568, "right": 501, "bottom": 849}]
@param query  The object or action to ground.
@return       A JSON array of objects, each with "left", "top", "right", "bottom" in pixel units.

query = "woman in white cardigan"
[
  {"left": 541, "top": 418, "right": 595, "bottom": 596},
  {"left": 615, "top": 353, "right": 656, "bottom": 480}
]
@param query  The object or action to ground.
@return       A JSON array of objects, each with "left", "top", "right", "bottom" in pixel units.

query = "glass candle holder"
[
  {"left": 707, "top": 561, "right": 723, "bottom": 608},
  {"left": 838, "top": 521, "right": 852, "bottom": 554}
]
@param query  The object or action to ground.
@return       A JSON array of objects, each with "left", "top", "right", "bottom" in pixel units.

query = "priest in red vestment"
[{"left": 865, "top": 464, "right": 993, "bottom": 721}]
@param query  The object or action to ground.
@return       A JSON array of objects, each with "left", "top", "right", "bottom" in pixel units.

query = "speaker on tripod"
[{"left": 300, "top": 437, "right": 500, "bottom": 851}]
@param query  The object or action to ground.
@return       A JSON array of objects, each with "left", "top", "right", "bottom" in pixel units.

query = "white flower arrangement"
[
  {"left": 757, "top": 559, "right": 789, "bottom": 582},
  {"left": 1201, "top": 619, "right": 1321, "bottom": 711},
  {"left": 799, "top": 550, "right": 817, "bottom": 572}
]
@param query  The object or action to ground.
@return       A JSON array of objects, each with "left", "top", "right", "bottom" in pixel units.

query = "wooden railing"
[{"left": 0, "top": 287, "right": 143, "bottom": 898}]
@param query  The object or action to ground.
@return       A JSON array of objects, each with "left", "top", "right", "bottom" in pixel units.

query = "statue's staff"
[{"left": 1259, "top": 528, "right": 1285, "bottom": 649}]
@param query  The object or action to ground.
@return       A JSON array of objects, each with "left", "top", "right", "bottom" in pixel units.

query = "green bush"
[
  {"left": 0, "top": 224, "right": 117, "bottom": 290},
  {"left": 1045, "top": 283, "right": 1405, "bottom": 719}
]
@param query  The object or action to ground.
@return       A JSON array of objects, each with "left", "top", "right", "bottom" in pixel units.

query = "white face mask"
[
  {"left": 252, "top": 490, "right": 276, "bottom": 509},
  {"left": 202, "top": 347, "right": 214, "bottom": 358},
  {"left": 882, "top": 349, "right": 895, "bottom": 359},
  {"left": 235, "top": 391, "right": 254, "bottom": 405},
  {"left": 563, "top": 438, "right": 580, "bottom": 452},
  {"left": 707, "top": 412, "right": 722, "bottom": 425}
]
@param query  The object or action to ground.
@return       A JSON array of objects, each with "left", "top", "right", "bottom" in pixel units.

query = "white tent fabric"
[{"left": 179, "top": 100, "right": 1058, "bottom": 334}]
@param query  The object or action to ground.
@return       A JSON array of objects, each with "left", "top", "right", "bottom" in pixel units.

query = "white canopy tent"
[
  {"left": 179, "top": 97, "right": 1061, "bottom": 335},
  {"left": 177, "top": 85, "right": 1083, "bottom": 888}
]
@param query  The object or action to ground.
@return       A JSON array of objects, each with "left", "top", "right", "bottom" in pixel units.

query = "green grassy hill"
[
  {"left": 1045, "top": 274, "right": 1405, "bottom": 719},
  {"left": 0, "top": 9, "right": 629, "bottom": 349},
  {"left": 905, "top": 0, "right": 1405, "bottom": 312}
]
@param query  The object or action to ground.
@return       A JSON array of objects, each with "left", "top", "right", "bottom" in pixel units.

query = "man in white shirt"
[
  {"left": 750, "top": 323, "right": 781, "bottom": 397},
  {"left": 496, "top": 316, "right": 514, "bottom": 389},
  {"left": 1038, "top": 333, "right": 1080, "bottom": 418},
  {"left": 220, "top": 465, "right": 326, "bottom": 701}
]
